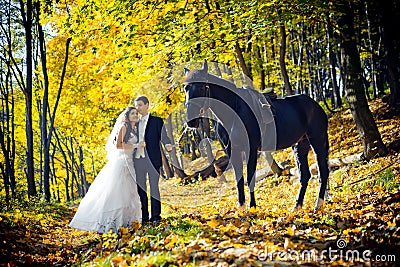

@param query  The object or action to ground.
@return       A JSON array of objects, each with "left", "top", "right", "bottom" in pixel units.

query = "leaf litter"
[{"left": 1, "top": 99, "right": 399, "bottom": 266}]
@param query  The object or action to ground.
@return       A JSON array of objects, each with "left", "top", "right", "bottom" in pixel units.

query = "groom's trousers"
[{"left": 134, "top": 156, "right": 162, "bottom": 223}]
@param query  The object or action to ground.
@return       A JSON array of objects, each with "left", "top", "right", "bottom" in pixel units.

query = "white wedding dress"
[{"left": 69, "top": 134, "right": 141, "bottom": 233}]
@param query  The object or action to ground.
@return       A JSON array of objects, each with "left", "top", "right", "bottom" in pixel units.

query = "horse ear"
[
  {"left": 202, "top": 60, "right": 208, "bottom": 72},
  {"left": 184, "top": 67, "right": 190, "bottom": 76}
]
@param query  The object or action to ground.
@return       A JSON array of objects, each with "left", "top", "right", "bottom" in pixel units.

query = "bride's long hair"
[{"left": 122, "top": 107, "right": 138, "bottom": 143}]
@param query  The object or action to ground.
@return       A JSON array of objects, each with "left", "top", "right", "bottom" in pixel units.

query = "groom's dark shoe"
[
  {"left": 150, "top": 216, "right": 162, "bottom": 225},
  {"left": 141, "top": 217, "right": 150, "bottom": 225}
]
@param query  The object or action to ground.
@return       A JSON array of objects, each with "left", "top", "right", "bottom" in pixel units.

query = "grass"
[{"left": 375, "top": 168, "right": 399, "bottom": 192}]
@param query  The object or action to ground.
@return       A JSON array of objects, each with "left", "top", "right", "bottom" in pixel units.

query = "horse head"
[
  {"left": 183, "top": 61, "right": 211, "bottom": 128},
  {"left": 183, "top": 61, "right": 239, "bottom": 128}
]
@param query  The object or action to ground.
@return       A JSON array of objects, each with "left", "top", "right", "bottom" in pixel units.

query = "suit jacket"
[{"left": 138, "top": 114, "right": 171, "bottom": 170}]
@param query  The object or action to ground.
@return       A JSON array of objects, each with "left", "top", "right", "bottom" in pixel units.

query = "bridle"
[
  {"left": 185, "top": 82, "right": 231, "bottom": 151},
  {"left": 200, "top": 83, "right": 211, "bottom": 115},
  {"left": 185, "top": 83, "right": 211, "bottom": 117}
]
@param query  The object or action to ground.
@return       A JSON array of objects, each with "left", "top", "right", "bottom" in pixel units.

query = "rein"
[
  {"left": 200, "top": 83, "right": 234, "bottom": 152},
  {"left": 185, "top": 82, "right": 232, "bottom": 153},
  {"left": 199, "top": 84, "right": 211, "bottom": 116}
]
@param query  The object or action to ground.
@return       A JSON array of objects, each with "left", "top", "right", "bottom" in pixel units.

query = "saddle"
[
  {"left": 242, "top": 88, "right": 275, "bottom": 124},
  {"left": 240, "top": 88, "right": 277, "bottom": 151}
]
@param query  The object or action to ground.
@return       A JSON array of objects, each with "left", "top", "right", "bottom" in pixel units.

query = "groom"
[{"left": 134, "top": 96, "right": 172, "bottom": 224}]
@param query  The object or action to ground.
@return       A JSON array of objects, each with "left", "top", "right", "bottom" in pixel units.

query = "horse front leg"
[
  {"left": 231, "top": 149, "right": 245, "bottom": 207},
  {"left": 292, "top": 138, "right": 311, "bottom": 210},
  {"left": 247, "top": 148, "right": 258, "bottom": 208}
]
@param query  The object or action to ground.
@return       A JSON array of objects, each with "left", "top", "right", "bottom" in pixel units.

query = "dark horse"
[{"left": 183, "top": 62, "right": 329, "bottom": 210}]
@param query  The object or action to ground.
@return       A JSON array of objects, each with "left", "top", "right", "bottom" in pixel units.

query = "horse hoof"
[
  {"left": 218, "top": 174, "right": 227, "bottom": 183},
  {"left": 238, "top": 204, "right": 246, "bottom": 212},
  {"left": 314, "top": 198, "right": 324, "bottom": 212},
  {"left": 291, "top": 205, "right": 302, "bottom": 212}
]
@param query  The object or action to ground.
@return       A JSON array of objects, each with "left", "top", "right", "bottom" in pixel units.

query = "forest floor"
[{"left": 1, "top": 98, "right": 400, "bottom": 266}]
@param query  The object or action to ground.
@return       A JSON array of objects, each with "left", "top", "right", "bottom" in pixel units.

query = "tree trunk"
[
  {"left": 166, "top": 115, "right": 183, "bottom": 172},
  {"left": 35, "top": 1, "right": 51, "bottom": 201},
  {"left": 36, "top": 1, "right": 71, "bottom": 201},
  {"left": 161, "top": 147, "right": 173, "bottom": 179},
  {"left": 0, "top": 163, "right": 8, "bottom": 201},
  {"left": 235, "top": 41, "right": 252, "bottom": 84},
  {"left": 50, "top": 141, "right": 57, "bottom": 201},
  {"left": 54, "top": 130, "right": 70, "bottom": 202},
  {"left": 279, "top": 23, "right": 293, "bottom": 96},
  {"left": 68, "top": 137, "right": 78, "bottom": 198},
  {"left": 326, "top": 17, "right": 342, "bottom": 108},
  {"left": 37, "top": 2, "right": 71, "bottom": 201},
  {"left": 0, "top": 68, "right": 16, "bottom": 199},
  {"left": 305, "top": 40, "right": 313, "bottom": 97},
  {"left": 378, "top": 0, "right": 400, "bottom": 106},
  {"left": 199, "top": 118, "right": 214, "bottom": 164},
  {"left": 336, "top": 1, "right": 388, "bottom": 160},
  {"left": 246, "top": 30, "right": 253, "bottom": 81},
  {"left": 0, "top": 5, "right": 17, "bottom": 200},
  {"left": 269, "top": 36, "right": 276, "bottom": 91},
  {"left": 296, "top": 23, "right": 305, "bottom": 95},
  {"left": 78, "top": 146, "right": 88, "bottom": 195},
  {"left": 20, "top": 0, "right": 36, "bottom": 197},
  {"left": 190, "top": 130, "right": 198, "bottom": 161},
  {"left": 256, "top": 45, "right": 266, "bottom": 90},
  {"left": 365, "top": 1, "right": 379, "bottom": 99}
]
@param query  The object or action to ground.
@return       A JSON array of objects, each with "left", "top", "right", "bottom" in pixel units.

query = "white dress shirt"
[{"left": 135, "top": 114, "right": 149, "bottom": 158}]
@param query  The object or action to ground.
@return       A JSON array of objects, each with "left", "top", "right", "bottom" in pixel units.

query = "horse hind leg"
[
  {"left": 245, "top": 147, "right": 258, "bottom": 208},
  {"left": 231, "top": 149, "right": 245, "bottom": 207},
  {"left": 309, "top": 132, "right": 329, "bottom": 210},
  {"left": 292, "top": 137, "right": 312, "bottom": 210}
]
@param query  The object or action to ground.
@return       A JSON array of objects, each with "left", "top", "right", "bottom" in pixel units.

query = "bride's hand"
[
  {"left": 139, "top": 141, "right": 146, "bottom": 148},
  {"left": 165, "top": 144, "right": 173, "bottom": 152}
]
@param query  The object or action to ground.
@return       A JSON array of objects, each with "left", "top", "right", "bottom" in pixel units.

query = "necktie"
[{"left": 136, "top": 117, "right": 146, "bottom": 158}]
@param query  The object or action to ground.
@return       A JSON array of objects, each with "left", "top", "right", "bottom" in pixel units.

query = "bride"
[{"left": 69, "top": 107, "right": 144, "bottom": 233}]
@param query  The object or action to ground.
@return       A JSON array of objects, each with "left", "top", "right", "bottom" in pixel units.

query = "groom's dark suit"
[{"left": 134, "top": 114, "right": 170, "bottom": 223}]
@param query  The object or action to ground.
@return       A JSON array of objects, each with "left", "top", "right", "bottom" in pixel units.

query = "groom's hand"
[{"left": 165, "top": 144, "right": 173, "bottom": 152}]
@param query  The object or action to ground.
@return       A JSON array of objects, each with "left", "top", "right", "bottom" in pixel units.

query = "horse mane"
[{"left": 183, "top": 62, "right": 237, "bottom": 92}]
